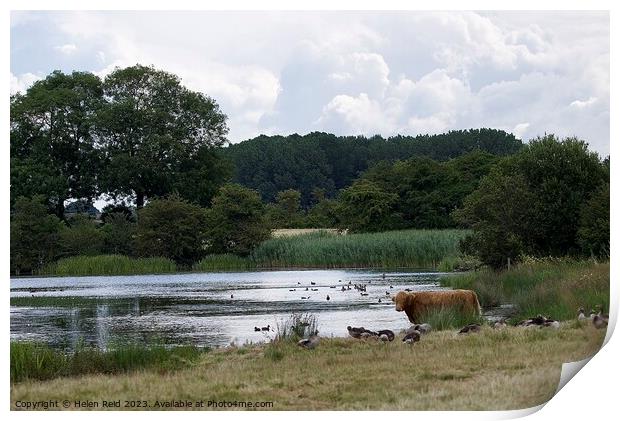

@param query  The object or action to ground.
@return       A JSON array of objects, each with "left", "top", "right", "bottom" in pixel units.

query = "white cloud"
[
  {"left": 54, "top": 43, "right": 78, "bottom": 55},
  {"left": 570, "top": 97, "right": 598, "bottom": 109},
  {"left": 10, "top": 72, "right": 41, "bottom": 94},
  {"left": 10, "top": 11, "right": 610, "bottom": 154}
]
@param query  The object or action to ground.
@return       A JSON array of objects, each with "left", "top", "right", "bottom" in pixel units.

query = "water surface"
[{"left": 11, "top": 269, "right": 453, "bottom": 350}]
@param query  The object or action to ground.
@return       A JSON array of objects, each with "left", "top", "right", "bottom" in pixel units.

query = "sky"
[{"left": 10, "top": 10, "right": 610, "bottom": 155}]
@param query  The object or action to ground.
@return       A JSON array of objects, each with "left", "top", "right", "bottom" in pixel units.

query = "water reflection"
[{"left": 11, "top": 269, "right": 456, "bottom": 350}]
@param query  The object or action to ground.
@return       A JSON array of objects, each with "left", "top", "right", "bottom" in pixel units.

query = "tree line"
[{"left": 10, "top": 66, "right": 609, "bottom": 274}]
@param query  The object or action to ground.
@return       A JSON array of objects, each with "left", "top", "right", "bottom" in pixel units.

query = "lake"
[{"left": 11, "top": 269, "right": 460, "bottom": 350}]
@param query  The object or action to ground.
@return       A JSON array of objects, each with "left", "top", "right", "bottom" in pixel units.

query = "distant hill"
[{"left": 223, "top": 129, "right": 523, "bottom": 207}]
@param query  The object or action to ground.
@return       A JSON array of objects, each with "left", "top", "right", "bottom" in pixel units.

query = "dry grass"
[
  {"left": 11, "top": 324, "right": 605, "bottom": 411},
  {"left": 271, "top": 228, "right": 345, "bottom": 238}
]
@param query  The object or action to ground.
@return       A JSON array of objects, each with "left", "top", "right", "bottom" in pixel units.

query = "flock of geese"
[
  {"left": 283, "top": 278, "right": 390, "bottom": 302},
  {"left": 296, "top": 305, "right": 609, "bottom": 350}
]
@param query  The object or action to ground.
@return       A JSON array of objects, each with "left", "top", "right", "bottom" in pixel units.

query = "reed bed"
[
  {"left": 39, "top": 255, "right": 178, "bottom": 276},
  {"left": 249, "top": 229, "right": 468, "bottom": 269},
  {"left": 10, "top": 342, "right": 206, "bottom": 383},
  {"left": 441, "top": 258, "right": 609, "bottom": 322}
]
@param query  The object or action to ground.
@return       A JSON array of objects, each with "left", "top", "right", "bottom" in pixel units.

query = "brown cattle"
[{"left": 392, "top": 290, "right": 481, "bottom": 324}]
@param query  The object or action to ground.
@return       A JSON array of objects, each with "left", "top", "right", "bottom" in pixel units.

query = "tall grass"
[
  {"left": 275, "top": 313, "right": 319, "bottom": 342},
  {"left": 193, "top": 254, "right": 256, "bottom": 272},
  {"left": 39, "top": 255, "right": 178, "bottom": 276},
  {"left": 441, "top": 258, "right": 609, "bottom": 322},
  {"left": 10, "top": 341, "right": 207, "bottom": 383},
  {"left": 249, "top": 229, "right": 468, "bottom": 269},
  {"left": 420, "top": 307, "right": 484, "bottom": 331}
]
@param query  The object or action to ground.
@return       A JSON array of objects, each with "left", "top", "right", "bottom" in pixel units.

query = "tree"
[
  {"left": 266, "top": 189, "right": 305, "bottom": 228},
  {"left": 336, "top": 180, "right": 401, "bottom": 232},
  {"left": 10, "top": 71, "right": 103, "bottom": 218},
  {"left": 101, "top": 212, "right": 137, "bottom": 255},
  {"left": 206, "top": 184, "right": 271, "bottom": 255},
  {"left": 453, "top": 173, "right": 535, "bottom": 268},
  {"left": 10, "top": 196, "right": 64, "bottom": 274},
  {"left": 454, "top": 135, "right": 608, "bottom": 267},
  {"left": 134, "top": 196, "right": 209, "bottom": 266},
  {"left": 577, "top": 182, "right": 609, "bottom": 258},
  {"left": 59, "top": 216, "right": 105, "bottom": 257},
  {"left": 98, "top": 65, "right": 229, "bottom": 208}
]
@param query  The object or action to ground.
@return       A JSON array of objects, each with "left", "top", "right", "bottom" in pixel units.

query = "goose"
[
  {"left": 326, "top": 295, "right": 330, "bottom": 301},
  {"left": 492, "top": 320, "right": 507, "bottom": 330},
  {"left": 378, "top": 299, "right": 382, "bottom": 303},
  {"left": 329, "top": 286, "right": 336, "bottom": 289},
  {"left": 230, "top": 294, "right": 234, "bottom": 299},
  {"left": 310, "top": 282, "right": 316, "bottom": 285},
  {"left": 360, "top": 293, "right": 369, "bottom": 296},
  {"left": 297, "top": 336, "right": 320, "bottom": 350},
  {"left": 376, "top": 329, "right": 395, "bottom": 341},
  {"left": 577, "top": 308, "right": 587, "bottom": 320},
  {"left": 301, "top": 296, "right": 310, "bottom": 300},
  {"left": 311, "top": 288, "right": 319, "bottom": 291},
  {"left": 289, "top": 289, "right": 296, "bottom": 292},
  {"left": 385, "top": 291, "right": 390, "bottom": 296},
  {"left": 402, "top": 330, "right": 420, "bottom": 344},
  {"left": 543, "top": 319, "right": 560, "bottom": 329},
  {"left": 415, "top": 323, "right": 433, "bottom": 334},
  {"left": 305, "top": 287, "right": 309, "bottom": 291},
  {"left": 341, "top": 286, "right": 346, "bottom": 292},
  {"left": 254, "top": 327, "right": 261, "bottom": 332},
  {"left": 261, "top": 325, "right": 271, "bottom": 332},
  {"left": 458, "top": 324, "right": 481, "bottom": 334},
  {"left": 347, "top": 326, "right": 365, "bottom": 339},
  {"left": 389, "top": 285, "right": 393, "bottom": 289},
  {"left": 382, "top": 273, "right": 386, "bottom": 279}
]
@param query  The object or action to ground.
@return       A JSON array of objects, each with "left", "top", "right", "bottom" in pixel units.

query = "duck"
[
  {"left": 402, "top": 330, "right": 420, "bottom": 344},
  {"left": 311, "top": 288, "right": 319, "bottom": 291},
  {"left": 289, "top": 289, "right": 296, "bottom": 292},
  {"left": 254, "top": 327, "right": 261, "bottom": 332},
  {"left": 230, "top": 294, "right": 234, "bottom": 299},
  {"left": 577, "top": 307, "right": 587, "bottom": 320},
  {"left": 378, "top": 299, "right": 382, "bottom": 303},
  {"left": 261, "top": 325, "right": 271, "bottom": 331},
  {"left": 458, "top": 324, "right": 481, "bottom": 334},
  {"left": 310, "top": 282, "right": 316, "bottom": 286},
  {"left": 389, "top": 285, "right": 393, "bottom": 289},
  {"left": 385, "top": 291, "right": 390, "bottom": 296},
  {"left": 341, "top": 286, "right": 346, "bottom": 292},
  {"left": 297, "top": 336, "right": 320, "bottom": 350},
  {"left": 305, "top": 287, "right": 309, "bottom": 291},
  {"left": 329, "top": 286, "right": 336, "bottom": 289},
  {"left": 301, "top": 296, "right": 310, "bottom": 300},
  {"left": 376, "top": 329, "right": 395, "bottom": 341},
  {"left": 326, "top": 295, "right": 330, "bottom": 301},
  {"left": 360, "top": 293, "right": 369, "bottom": 296}
]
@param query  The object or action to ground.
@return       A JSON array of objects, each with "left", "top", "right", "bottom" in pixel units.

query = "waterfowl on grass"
[
  {"left": 577, "top": 308, "right": 587, "bottom": 320},
  {"left": 297, "top": 336, "right": 320, "bottom": 350},
  {"left": 458, "top": 324, "right": 481, "bottom": 334},
  {"left": 376, "top": 329, "right": 395, "bottom": 341},
  {"left": 402, "top": 330, "right": 421, "bottom": 344},
  {"left": 492, "top": 320, "right": 507, "bottom": 330},
  {"left": 347, "top": 326, "right": 365, "bottom": 339}
]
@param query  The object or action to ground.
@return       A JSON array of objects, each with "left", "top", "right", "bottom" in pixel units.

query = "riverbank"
[
  {"left": 33, "top": 229, "right": 471, "bottom": 277},
  {"left": 11, "top": 324, "right": 605, "bottom": 410},
  {"left": 441, "top": 258, "right": 609, "bottom": 322}
]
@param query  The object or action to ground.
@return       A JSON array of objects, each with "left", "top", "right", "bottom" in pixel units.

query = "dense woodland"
[{"left": 10, "top": 66, "right": 610, "bottom": 274}]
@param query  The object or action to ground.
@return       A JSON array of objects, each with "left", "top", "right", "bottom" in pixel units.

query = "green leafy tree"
[
  {"left": 453, "top": 173, "right": 535, "bottom": 268},
  {"left": 206, "top": 184, "right": 270, "bottom": 255},
  {"left": 101, "top": 213, "right": 137, "bottom": 255},
  {"left": 134, "top": 196, "right": 209, "bottom": 266},
  {"left": 266, "top": 189, "right": 305, "bottom": 228},
  {"left": 59, "top": 215, "right": 105, "bottom": 257},
  {"left": 577, "top": 182, "right": 609, "bottom": 257},
  {"left": 336, "top": 180, "right": 401, "bottom": 232},
  {"left": 98, "top": 65, "right": 229, "bottom": 208},
  {"left": 454, "top": 135, "right": 607, "bottom": 267},
  {"left": 10, "top": 196, "right": 65, "bottom": 274},
  {"left": 10, "top": 71, "right": 103, "bottom": 218}
]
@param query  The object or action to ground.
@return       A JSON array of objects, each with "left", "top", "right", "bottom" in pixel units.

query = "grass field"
[
  {"left": 38, "top": 255, "right": 178, "bottom": 276},
  {"left": 11, "top": 324, "right": 605, "bottom": 410},
  {"left": 441, "top": 258, "right": 609, "bottom": 322}
]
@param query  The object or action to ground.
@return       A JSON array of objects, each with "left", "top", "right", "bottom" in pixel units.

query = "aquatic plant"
[{"left": 38, "top": 255, "right": 178, "bottom": 276}]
